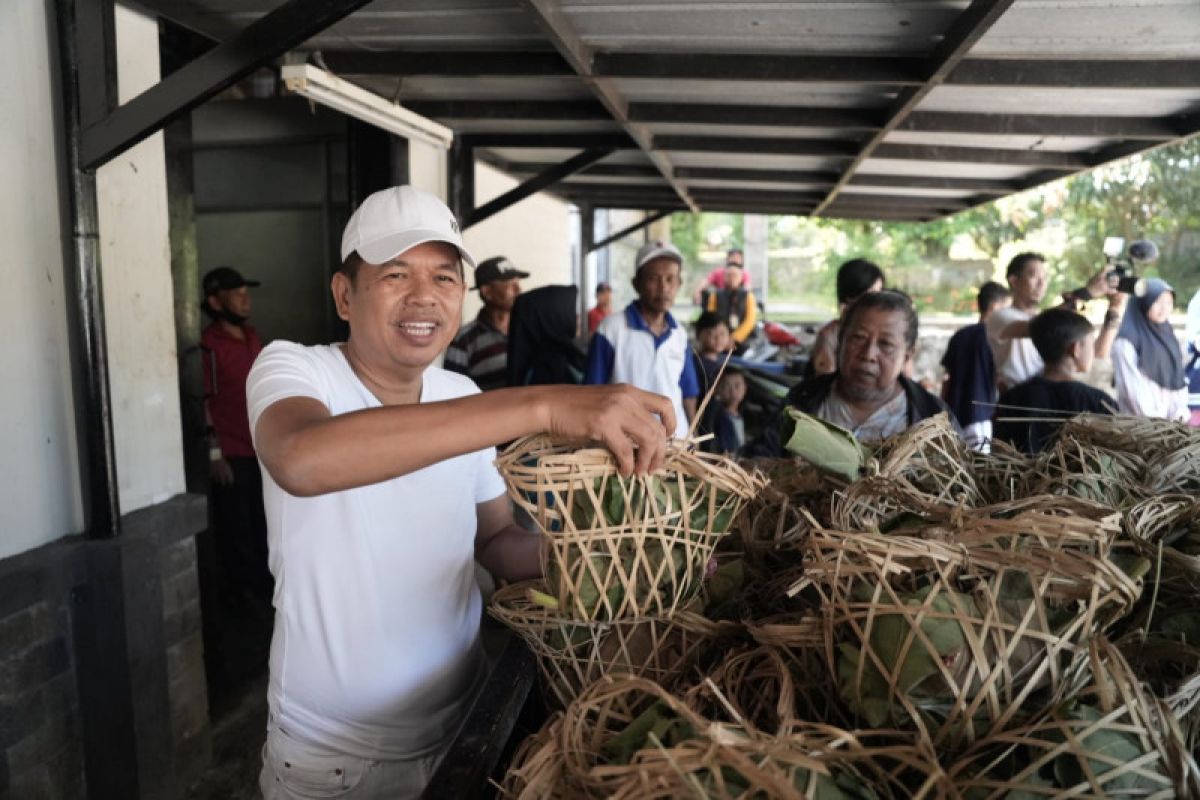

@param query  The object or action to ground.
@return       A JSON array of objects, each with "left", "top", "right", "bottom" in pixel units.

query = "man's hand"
[
  {"left": 210, "top": 457, "right": 234, "bottom": 486},
  {"left": 538, "top": 384, "right": 676, "bottom": 476},
  {"left": 1084, "top": 265, "right": 1118, "bottom": 299}
]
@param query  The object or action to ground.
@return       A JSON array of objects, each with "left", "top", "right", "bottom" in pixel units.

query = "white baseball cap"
[
  {"left": 340, "top": 185, "right": 476, "bottom": 268},
  {"left": 634, "top": 239, "right": 683, "bottom": 270}
]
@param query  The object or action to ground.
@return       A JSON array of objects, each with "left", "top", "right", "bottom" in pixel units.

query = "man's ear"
[
  {"left": 205, "top": 294, "right": 220, "bottom": 313},
  {"left": 331, "top": 271, "right": 352, "bottom": 322}
]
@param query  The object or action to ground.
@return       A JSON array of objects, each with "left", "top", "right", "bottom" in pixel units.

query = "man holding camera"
[{"left": 986, "top": 252, "right": 1125, "bottom": 393}]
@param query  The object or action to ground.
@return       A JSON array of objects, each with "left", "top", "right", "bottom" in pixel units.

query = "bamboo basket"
[
  {"left": 559, "top": 676, "right": 948, "bottom": 800},
  {"left": 1059, "top": 412, "right": 1200, "bottom": 463},
  {"left": 681, "top": 644, "right": 798, "bottom": 734},
  {"left": 829, "top": 473, "right": 955, "bottom": 533},
  {"left": 970, "top": 440, "right": 1036, "bottom": 505},
  {"left": 1147, "top": 441, "right": 1200, "bottom": 496},
  {"left": 496, "top": 435, "right": 765, "bottom": 621},
  {"left": 948, "top": 637, "right": 1199, "bottom": 799},
  {"left": 498, "top": 714, "right": 568, "bottom": 800},
  {"left": 875, "top": 413, "right": 982, "bottom": 509},
  {"left": 1033, "top": 439, "right": 1147, "bottom": 508},
  {"left": 489, "top": 581, "right": 735, "bottom": 707},
  {"left": 796, "top": 525, "right": 1142, "bottom": 751}
]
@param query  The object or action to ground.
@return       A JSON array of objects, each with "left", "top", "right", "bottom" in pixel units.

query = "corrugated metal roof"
[{"left": 144, "top": 0, "right": 1200, "bottom": 221}]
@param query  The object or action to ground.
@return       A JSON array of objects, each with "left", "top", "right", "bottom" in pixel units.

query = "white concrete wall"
[
  {"left": 96, "top": 5, "right": 186, "bottom": 512},
  {"left": 0, "top": 2, "right": 86, "bottom": 558},
  {"left": 408, "top": 138, "right": 447, "bottom": 200},
  {"left": 460, "top": 162, "right": 574, "bottom": 320}
]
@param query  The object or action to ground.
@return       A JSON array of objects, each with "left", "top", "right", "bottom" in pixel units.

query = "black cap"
[
  {"left": 203, "top": 267, "right": 261, "bottom": 297},
  {"left": 471, "top": 256, "right": 529, "bottom": 290}
]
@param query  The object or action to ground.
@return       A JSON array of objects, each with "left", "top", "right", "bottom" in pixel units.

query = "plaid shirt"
[{"left": 444, "top": 312, "right": 508, "bottom": 391}]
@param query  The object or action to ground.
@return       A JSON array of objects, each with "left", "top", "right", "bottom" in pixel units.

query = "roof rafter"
[
  {"left": 516, "top": 0, "right": 698, "bottom": 212},
  {"left": 812, "top": 0, "right": 1017, "bottom": 216}
]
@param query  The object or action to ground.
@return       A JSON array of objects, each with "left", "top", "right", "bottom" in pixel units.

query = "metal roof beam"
[
  {"left": 674, "top": 166, "right": 839, "bottom": 185},
  {"left": 850, "top": 174, "right": 1015, "bottom": 195},
  {"left": 948, "top": 59, "right": 1200, "bottom": 88},
  {"left": 629, "top": 103, "right": 880, "bottom": 129},
  {"left": 402, "top": 100, "right": 609, "bottom": 121},
  {"left": 872, "top": 142, "right": 1084, "bottom": 169},
  {"left": 465, "top": 147, "right": 614, "bottom": 229},
  {"left": 81, "top": 0, "right": 373, "bottom": 170},
  {"left": 588, "top": 210, "right": 674, "bottom": 252},
  {"left": 901, "top": 111, "right": 1177, "bottom": 140},
  {"left": 517, "top": 0, "right": 698, "bottom": 212},
  {"left": 320, "top": 50, "right": 574, "bottom": 77},
  {"left": 593, "top": 53, "right": 926, "bottom": 85},
  {"left": 506, "top": 162, "right": 662, "bottom": 179},
  {"left": 812, "top": 0, "right": 1016, "bottom": 216},
  {"left": 460, "top": 132, "right": 637, "bottom": 148},
  {"left": 654, "top": 135, "right": 860, "bottom": 157},
  {"left": 128, "top": 0, "right": 240, "bottom": 41}
]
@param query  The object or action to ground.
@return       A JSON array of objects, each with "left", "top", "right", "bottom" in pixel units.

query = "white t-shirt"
[
  {"left": 985, "top": 306, "right": 1043, "bottom": 390},
  {"left": 246, "top": 341, "right": 507, "bottom": 760}
]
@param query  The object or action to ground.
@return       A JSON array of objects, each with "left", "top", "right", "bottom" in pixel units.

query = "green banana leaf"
[{"left": 782, "top": 408, "right": 871, "bottom": 482}]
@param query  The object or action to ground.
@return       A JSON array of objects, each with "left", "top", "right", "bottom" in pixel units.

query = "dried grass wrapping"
[
  {"left": 948, "top": 637, "right": 1200, "bottom": 798},
  {"left": 489, "top": 581, "right": 734, "bottom": 707},
  {"left": 1119, "top": 634, "right": 1200, "bottom": 757},
  {"left": 1033, "top": 439, "right": 1146, "bottom": 507},
  {"left": 556, "top": 675, "right": 947, "bottom": 800},
  {"left": 1147, "top": 441, "right": 1200, "bottom": 496},
  {"left": 1059, "top": 412, "right": 1200, "bottom": 462},
  {"left": 796, "top": 523, "right": 1142, "bottom": 751},
  {"left": 496, "top": 435, "right": 765, "bottom": 621}
]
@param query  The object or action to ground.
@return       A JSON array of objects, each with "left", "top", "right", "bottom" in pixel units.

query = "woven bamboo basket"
[
  {"left": 797, "top": 525, "right": 1142, "bottom": 751},
  {"left": 681, "top": 644, "right": 797, "bottom": 734},
  {"left": 1033, "top": 439, "right": 1147, "bottom": 508},
  {"left": 970, "top": 440, "right": 1036, "bottom": 505},
  {"left": 948, "top": 637, "right": 1199, "bottom": 799},
  {"left": 1119, "top": 634, "right": 1200, "bottom": 758},
  {"left": 489, "top": 581, "right": 734, "bottom": 707},
  {"left": 498, "top": 713, "right": 568, "bottom": 800},
  {"left": 558, "top": 675, "right": 947, "bottom": 800},
  {"left": 496, "top": 435, "right": 765, "bottom": 621},
  {"left": 876, "top": 413, "right": 982, "bottom": 509},
  {"left": 1059, "top": 412, "right": 1200, "bottom": 463},
  {"left": 1146, "top": 441, "right": 1200, "bottom": 496},
  {"left": 744, "top": 614, "right": 852, "bottom": 727}
]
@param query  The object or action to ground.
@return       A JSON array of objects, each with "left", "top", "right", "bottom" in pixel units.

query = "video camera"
[{"left": 1102, "top": 236, "right": 1158, "bottom": 295}]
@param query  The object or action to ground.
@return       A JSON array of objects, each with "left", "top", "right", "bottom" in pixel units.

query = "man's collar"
[{"left": 623, "top": 301, "right": 677, "bottom": 333}]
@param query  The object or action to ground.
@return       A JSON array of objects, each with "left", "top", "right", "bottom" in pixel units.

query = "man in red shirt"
[
  {"left": 201, "top": 266, "right": 272, "bottom": 608},
  {"left": 587, "top": 281, "right": 613, "bottom": 335}
]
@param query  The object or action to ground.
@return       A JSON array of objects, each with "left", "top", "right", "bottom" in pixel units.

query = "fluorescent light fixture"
[{"left": 281, "top": 64, "right": 454, "bottom": 150}]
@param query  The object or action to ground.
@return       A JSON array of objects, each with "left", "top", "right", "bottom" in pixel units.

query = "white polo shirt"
[
  {"left": 986, "top": 305, "right": 1043, "bottom": 390},
  {"left": 246, "top": 341, "right": 506, "bottom": 760},
  {"left": 584, "top": 303, "right": 700, "bottom": 438}
]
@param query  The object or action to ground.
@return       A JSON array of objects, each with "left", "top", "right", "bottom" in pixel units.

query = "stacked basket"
[{"left": 490, "top": 434, "right": 764, "bottom": 706}]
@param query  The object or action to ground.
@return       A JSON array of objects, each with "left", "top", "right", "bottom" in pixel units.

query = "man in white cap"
[
  {"left": 584, "top": 240, "right": 699, "bottom": 438},
  {"left": 247, "top": 185, "right": 674, "bottom": 799}
]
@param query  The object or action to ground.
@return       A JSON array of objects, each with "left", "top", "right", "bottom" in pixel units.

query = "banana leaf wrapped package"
[
  {"left": 798, "top": 524, "right": 1142, "bottom": 751},
  {"left": 555, "top": 676, "right": 946, "bottom": 800},
  {"left": 489, "top": 580, "right": 735, "bottom": 707},
  {"left": 1033, "top": 440, "right": 1146, "bottom": 508},
  {"left": 949, "top": 638, "right": 1198, "bottom": 799},
  {"left": 781, "top": 408, "right": 872, "bottom": 483},
  {"left": 496, "top": 434, "right": 765, "bottom": 621}
]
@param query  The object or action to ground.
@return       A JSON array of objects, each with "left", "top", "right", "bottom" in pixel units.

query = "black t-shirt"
[{"left": 993, "top": 376, "right": 1115, "bottom": 454}]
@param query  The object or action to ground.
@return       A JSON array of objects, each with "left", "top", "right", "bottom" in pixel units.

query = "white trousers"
[{"left": 259, "top": 725, "right": 443, "bottom": 800}]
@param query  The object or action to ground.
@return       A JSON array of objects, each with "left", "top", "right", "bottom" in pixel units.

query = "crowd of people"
[{"left": 200, "top": 184, "right": 1200, "bottom": 799}]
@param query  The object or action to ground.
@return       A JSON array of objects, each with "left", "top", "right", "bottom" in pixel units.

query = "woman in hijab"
[
  {"left": 506, "top": 285, "right": 587, "bottom": 386},
  {"left": 1110, "top": 278, "right": 1189, "bottom": 420},
  {"left": 1187, "top": 286, "right": 1200, "bottom": 426}
]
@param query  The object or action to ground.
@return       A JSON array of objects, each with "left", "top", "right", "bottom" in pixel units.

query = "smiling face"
[
  {"left": 333, "top": 241, "right": 465, "bottom": 380},
  {"left": 1146, "top": 290, "right": 1174, "bottom": 324},
  {"left": 836, "top": 306, "right": 914, "bottom": 406}
]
